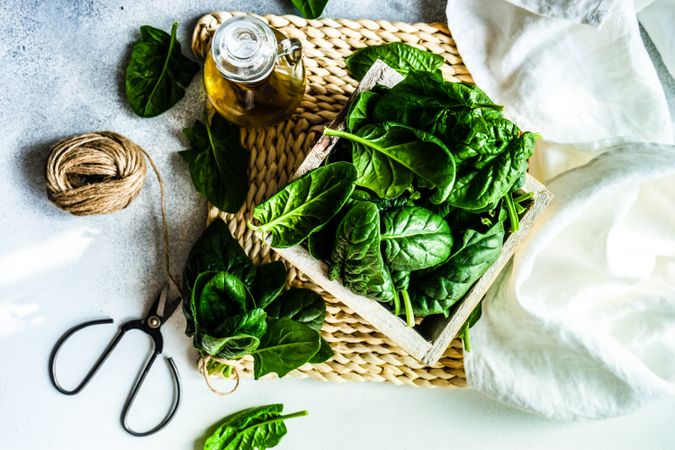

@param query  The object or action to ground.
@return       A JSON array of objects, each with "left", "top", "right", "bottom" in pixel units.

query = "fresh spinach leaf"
[
  {"left": 381, "top": 206, "right": 453, "bottom": 271},
  {"left": 180, "top": 115, "right": 249, "bottom": 213},
  {"left": 324, "top": 123, "right": 455, "bottom": 201},
  {"left": 204, "top": 404, "right": 307, "bottom": 450},
  {"left": 391, "top": 270, "right": 410, "bottom": 291},
  {"left": 250, "top": 162, "right": 357, "bottom": 248},
  {"left": 410, "top": 213, "right": 505, "bottom": 316},
  {"left": 308, "top": 337, "right": 333, "bottom": 363},
  {"left": 199, "top": 309, "right": 267, "bottom": 360},
  {"left": 184, "top": 219, "right": 255, "bottom": 294},
  {"left": 345, "top": 42, "right": 444, "bottom": 81},
  {"left": 372, "top": 70, "right": 499, "bottom": 127},
  {"left": 329, "top": 202, "right": 395, "bottom": 303},
  {"left": 251, "top": 261, "right": 287, "bottom": 309},
  {"left": 371, "top": 71, "right": 513, "bottom": 159},
  {"left": 188, "top": 271, "right": 267, "bottom": 359},
  {"left": 290, "top": 0, "right": 328, "bottom": 19},
  {"left": 265, "top": 288, "right": 326, "bottom": 332},
  {"left": 447, "top": 131, "right": 536, "bottom": 211},
  {"left": 345, "top": 91, "right": 381, "bottom": 132},
  {"left": 252, "top": 318, "right": 321, "bottom": 379},
  {"left": 125, "top": 22, "right": 199, "bottom": 117}
]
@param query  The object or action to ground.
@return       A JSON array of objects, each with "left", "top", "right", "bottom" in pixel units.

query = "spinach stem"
[
  {"left": 401, "top": 290, "right": 415, "bottom": 328},
  {"left": 238, "top": 410, "right": 309, "bottom": 434},
  {"left": 513, "top": 192, "right": 533, "bottom": 204},
  {"left": 323, "top": 127, "right": 372, "bottom": 148},
  {"left": 461, "top": 323, "right": 471, "bottom": 352},
  {"left": 393, "top": 290, "right": 401, "bottom": 316},
  {"left": 277, "top": 410, "right": 309, "bottom": 421},
  {"left": 504, "top": 192, "right": 519, "bottom": 233}
]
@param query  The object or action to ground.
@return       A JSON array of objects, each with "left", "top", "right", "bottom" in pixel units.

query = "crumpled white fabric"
[
  {"left": 445, "top": 0, "right": 675, "bottom": 419},
  {"left": 638, "top": 0, "right": 675, "bottom": 79},
  {"left": 503, "top": 0, "right": 620, "bottom": 25}
]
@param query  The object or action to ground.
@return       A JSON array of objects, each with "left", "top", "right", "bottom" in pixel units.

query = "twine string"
[
  {"left": 45, "top": 131, "right": 181, "bottom": 301},
  {"left": 197, "top": 355, "right": 241, "bottom": 396}
]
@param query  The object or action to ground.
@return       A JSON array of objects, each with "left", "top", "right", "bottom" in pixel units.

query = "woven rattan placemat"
[{"left": 193, "top": 11, "right": 469, "bottom": 388}]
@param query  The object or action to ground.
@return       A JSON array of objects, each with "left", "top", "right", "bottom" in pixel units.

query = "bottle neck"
[{"left": 210, "top": 16, "right": 277, "bottom": 85}]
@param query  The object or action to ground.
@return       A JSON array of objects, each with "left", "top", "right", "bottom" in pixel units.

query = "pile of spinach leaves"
[
  {"left": 248, "top": 43, "right": 537, "bottom": 347},
  {"left": 183, "top": 219, "right": 333, "bottom": 379}
]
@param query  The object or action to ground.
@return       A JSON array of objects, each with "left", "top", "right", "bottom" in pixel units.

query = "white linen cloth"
[
  {"left": 445, "top": 0, "right": 675, "bottom": 419},
  {"left": 638, "top": 0, "right": 675, "bottom": 79}
]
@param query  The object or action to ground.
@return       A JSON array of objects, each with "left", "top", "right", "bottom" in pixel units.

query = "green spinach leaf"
[
  {"left": 372, "top": 71, "right": 499, "bottom": 128},
  {"left": 410, "top": 213, "right": 505, "bottom": 316},
  {"left": 125, "top": 22, "right": 199, "bottom": 117},
  {"left": 251, "top": 261, "right": 287, "bottom": 309},
  {"left": 447, "top": 132, "right": 536, "bottom": 211},
  {"left": 265, "top": 288, "right": 325, "bottom": 332},
  {"left": 371, "top": 71, "right": 513, "bottom": 160},
  {"left": 250, "top": 162, "right": 357, "bottom": 248},
  {"left": 180, "top": 115, "right": 249, "bottom": 213},
  {"left": 345, "top": 42, "right": 444, "bottom": 80},
  {"left": 290, "top": 0, "right": 328, "bottom": 19},
  {"left": 381, "top": 206, "right": 453, "bottom": 271},
  {"left": 308, "top": 337, "right": 333, "bottom": 363},
  {"left": 324, "top": 123, "right": 455, "bottom": 201},
  {"left": 329, "top": 202, "right": 395, "bottom": 303},
  {"left": 345, "top": 91, "right": 381, "bottom": 132},
  {"left": 188, "top": 271, "right": 267, "bottom": 359},
  {"left": 184, "top": 219, "right": 255, "bottom": 293},
  {"left": 252, "top": 318, "right": 321, "bottom": 379},
  {"left": 204, "top": 404, "right": 307, "bottom": 450}
]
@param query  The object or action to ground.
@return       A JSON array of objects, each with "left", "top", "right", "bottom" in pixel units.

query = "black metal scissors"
[{"left": 48, "top": 284, "right": 182, "bottom": 437}]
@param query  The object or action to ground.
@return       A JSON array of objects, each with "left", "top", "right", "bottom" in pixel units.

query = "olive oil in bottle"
[{"left": 204, "top": 16, "right": 306, "bottom": 128}]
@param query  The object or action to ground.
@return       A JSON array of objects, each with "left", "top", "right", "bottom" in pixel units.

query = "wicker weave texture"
[{"left": 195, "top": 11, "right": 468, "bottom": 388}]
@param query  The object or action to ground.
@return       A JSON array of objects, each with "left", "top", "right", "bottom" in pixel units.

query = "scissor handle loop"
[
  {"left": 48, "top": 318, "right": 118, "bottom": 395},
  {"left": 121, "top": 355, "right": 181, "bottom": 437}
]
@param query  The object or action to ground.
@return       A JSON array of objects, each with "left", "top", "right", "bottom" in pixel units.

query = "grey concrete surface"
[{"left": 0, "top": 1, "right": 673, "bottom": 450}]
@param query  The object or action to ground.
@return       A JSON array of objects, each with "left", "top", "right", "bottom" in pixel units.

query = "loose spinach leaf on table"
[
  {"left": 345, "top": 42, "right": 444, "bottom": 81},
  {"left": 381, "top": 206, "right": 453, "bottom": 271},
  {"left": 410, "top": 211, "right": 506, "bottom": 316},
  {"left": 252, "top": 318, "right": 321, "bottom": 379},
  {"left": 324, "top": 123, "right": 455, "bottom": 201},
  {"left": 329, "top": 202, "right": 395, "bottom": 303},
  {"left": 180, "top": 115, "right": 249, "bottom": 213},
  {"left": 250, "top": 261, "right": 287, "bottom": 309},
  {"left": 249, "top": 162, "right": 357, "bottom": 248},
  {"left": 125, "top": 22, "right": 199, "bottom": 117},
  {"left": 188, "top": 271, "right": 267, "bottom": 359},
  {"left": 203, "top": 404, "right": 307, "bottom": 450},
  {"left": 290, "top": 0, "right": 329, "bottom": 19},
  {"left": 265, "top": 288, "right": 326, "bottom": 332}
]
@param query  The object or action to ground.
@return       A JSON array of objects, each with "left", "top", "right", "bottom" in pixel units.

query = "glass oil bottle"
[{"left": 204, "top": 16, "right": 306, "bottom": 128}]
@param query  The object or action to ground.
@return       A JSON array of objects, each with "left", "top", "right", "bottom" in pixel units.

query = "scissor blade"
[{"left": 151, "top": 284, "right": 183, "bottom": 324}]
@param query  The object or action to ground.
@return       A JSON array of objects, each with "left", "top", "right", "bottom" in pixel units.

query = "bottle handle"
[{"left": 277, "top": 37, "right": 303, "bottom": 67}]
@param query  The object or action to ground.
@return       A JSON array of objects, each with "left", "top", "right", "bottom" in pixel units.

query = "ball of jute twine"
[
  {"left": 46, "top": 132, "right": 147, "bottom": 216},
  {"left": 45, "top": 131, "right": 239, "bottom": 396}
]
